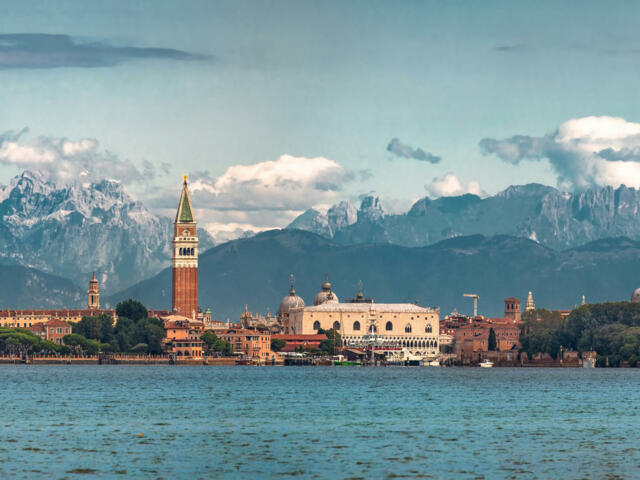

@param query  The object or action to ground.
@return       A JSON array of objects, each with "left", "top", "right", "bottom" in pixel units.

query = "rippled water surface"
[{"left": 1, "top": 366, "right": 639, "bottom": 479}]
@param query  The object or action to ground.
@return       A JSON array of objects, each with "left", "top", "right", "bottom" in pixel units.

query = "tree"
[
  {"left": 318, "top": 328, "right": 342, "bottom": 354},
  {"left": 73, "top": 314, "right": 115, "bottom": 344},
  {"left": 116, "top": 299, "right": 148, "bottom": 322},
  {"left": 488, "top": 328, "right": 497, "bottom": 351},
  {"left": 0, "top": 328, "right": 41, "bottom": 356},
  {"left": 201, "top": 332, "right": 232, "bottom": 356},
  {"left": 271, "top": 338, "right": 286, "bottom": 352}
]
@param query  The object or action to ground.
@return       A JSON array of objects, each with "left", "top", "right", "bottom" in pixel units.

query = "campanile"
[{"left": 172, "top": 175, "right": 199, "bottom": 318}]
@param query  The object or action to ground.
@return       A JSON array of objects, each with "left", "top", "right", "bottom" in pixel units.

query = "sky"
[{"left": 3, "top": 0, "right": 640, "bottom": 240}]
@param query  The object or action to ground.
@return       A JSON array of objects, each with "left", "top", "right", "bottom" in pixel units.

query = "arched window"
[
  {"left": 370, "top": 325, "right": 377, "bottom": 333},
  {"left": 405, "top": 324, "right": 412, "bottom": 333},
  {"left": 333, "top": 321, "right": 340, "bottom": 330},
  {"left": 385, "top": 321, "right": 393, "bottom": 331},
  {"left": 179, "top": 248, "right": 183, "bottom": 255},
  {"left": 425, "top": 324, "right": 432, "bottom": 333},
  {"left": 353, "top": 321, "right": 361, "bottom": 331},
  {"left": 313, "top": 321, "right": 320, "bottom": 331}
]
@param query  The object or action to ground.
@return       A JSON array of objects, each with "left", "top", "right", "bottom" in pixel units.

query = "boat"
[
  {"left": 479, "top": 359, "right": 494, "bottom": 368},
  {"left": 333, "top": 360, "right": 361, "bottom": 366}
]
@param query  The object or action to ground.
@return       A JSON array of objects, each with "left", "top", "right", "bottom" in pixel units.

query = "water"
[{"left": 1, "top": 366, "right": 638, "bottom": 479}]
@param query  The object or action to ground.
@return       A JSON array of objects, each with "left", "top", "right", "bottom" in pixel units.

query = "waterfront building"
[
  {"left": 525, "top": 291, "right": 535, "bottom": 312},
  {"left": 217, "top": 328, "right": 276, "bottom": 361},
  {"left": 0, "top": 274, "right": 117, "bottom": 328},
  {"left": 163, "top": 316, "right": 204, "bottom": 358},
  {"left": 27, "top": 319, "right": 72, "bottom": 344},
  {"left": 631, "top": 288, "right": 640, "bottom": 303},
  {"left": 172, "top": 176, "right": 199, "bottom": 319},
  {"left": 285, "top": 278, "right": 440, "bottom": 357},
  {"left": 271, "top": 333, "right": 327, "bottom": 352},
  {"left": 454, "top": 318, "right": 520, "bottom": 364},
  {"left": 504, "top": 297, "right": 521, "bottom": 323}
]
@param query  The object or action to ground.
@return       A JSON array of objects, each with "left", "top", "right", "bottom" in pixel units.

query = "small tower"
[
  {"left": 504, "top": 297, "right": 521, "bottom": 323},
  {"left": 88, "top": 272, "right": 100, "bottom": 310},
  {"left": 525, "top": 291, "right": 535, "bottom": 312}
]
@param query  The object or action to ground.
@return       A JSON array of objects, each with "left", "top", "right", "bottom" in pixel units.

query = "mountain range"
[
  {"left": 110, "top": 229, "right": 640, "bottom": 320},
  {"left": 0, "top": 171, "right": 214, "bottom": 293},
  {"left": 288, "top": 183, "right": 640, "bottom": 250}
]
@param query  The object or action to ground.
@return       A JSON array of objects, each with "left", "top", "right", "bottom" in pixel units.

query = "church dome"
[
  {"left": 631, "top": 288, "right": 640, "bottom": 303},
  {"left": 278, "top": 287, "right": 305, "bottom": 316},
  {"left": 314, "top": 276, "right": 339, "bottom": 305}
]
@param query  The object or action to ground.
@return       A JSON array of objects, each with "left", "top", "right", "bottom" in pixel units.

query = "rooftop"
[{"left": 299, "top": 302, "right": 437, "bottom": 314}]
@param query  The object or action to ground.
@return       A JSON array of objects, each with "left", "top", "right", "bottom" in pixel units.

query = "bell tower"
[
  {"left": 172, "top": 175, "right": 199, "bottom": 318},
  {"left": 88, "top": 272, "right": 100, "bottom": 309}
]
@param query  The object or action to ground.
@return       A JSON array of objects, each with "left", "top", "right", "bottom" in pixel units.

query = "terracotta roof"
[
  {"left": 272, "top": 334, "right": 328, "bottom": 341},
  {"left": 302, "top": 303, "right": 437, "bottom": 313}
]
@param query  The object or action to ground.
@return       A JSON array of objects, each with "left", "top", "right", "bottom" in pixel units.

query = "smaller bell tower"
[{"left": 88, "top": 272, "right": 100, "bottom": 309}]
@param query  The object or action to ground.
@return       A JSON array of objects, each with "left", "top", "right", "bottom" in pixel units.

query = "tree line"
[{"left": 520, "top": 303, "right": 640, "bottom": 367}]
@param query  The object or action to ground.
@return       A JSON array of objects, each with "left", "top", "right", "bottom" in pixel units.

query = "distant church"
[{"left": 172, "top": 176, "right": 199, "bottom": 319}]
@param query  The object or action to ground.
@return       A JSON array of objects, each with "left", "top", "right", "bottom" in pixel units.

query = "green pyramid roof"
[{"left": 176, "top": 179, "right": 195, "bottom": 223}]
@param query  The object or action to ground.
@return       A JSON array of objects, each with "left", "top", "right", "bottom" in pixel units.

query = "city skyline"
[{"left": 4, "top": 1, "right": 640, "bottom": 238}]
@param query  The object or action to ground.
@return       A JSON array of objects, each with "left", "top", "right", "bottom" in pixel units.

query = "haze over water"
[{"left": 2, "top": 366, "right": 638, "bottom": 479}]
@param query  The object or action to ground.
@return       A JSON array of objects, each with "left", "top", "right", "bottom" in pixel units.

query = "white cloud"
[
  {"left": 480, "top": 115, "right": 640, "bottom": 190},
  {"left": 188, "top": 154, "right": 350, "bottom": 211},
  {"left": 151, "top": 154, "right": 365, "bottom": 241},
  {"left": 425, "top": 173, "right": 483, "bottom": 198},
  {"left": 0, "top": 129, "right": 153, "bottom": 186}
]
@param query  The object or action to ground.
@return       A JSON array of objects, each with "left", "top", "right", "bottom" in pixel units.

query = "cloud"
[
  {"left": 479, "top": 116, "right": 640, "bottom": 190},
  {"left": 386, "top": 138, "right": 441, "bottom": 164},
  {"left": 151, "top": 154, "right": 367, "bottom": 241},
  {"left": 425, "top": 173, "right": 483, "bottom": 198},
  {"left": 0, "top": 33, "right": 210, "bottom": 69},
  {"left": 0, "top": 128, "right": 159, "bottom": 186}
]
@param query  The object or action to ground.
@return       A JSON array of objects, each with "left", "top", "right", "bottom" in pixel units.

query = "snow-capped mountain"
[
  {"left": 0, "top": 171, "right": 214, "bottom": 293},
  {"left": 287, "top": 184, "right": 640, "bottom": 250}
]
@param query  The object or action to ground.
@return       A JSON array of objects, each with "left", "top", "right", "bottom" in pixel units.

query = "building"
[
  {"left": 454, "top": 318, "right": 520, "bottom": 364},
  {"left": 504, "top": 297, "right": 521, "bottom": 323},
  {"left": 217, "top": 328, "right": 276, "bottom": 361},
  {"left": 271, "top": 333, "right": 327, "bottom": 352},
  {"left": 277, "top": 275, "right": 305, "bottom": 326},
  {"left": 27, "top": 318, "right": 73, "bottom": 345},
  {"left": 163, "top": 316, "right": 204, "bottom": 358},
  {"left": 172, "top": 175, "right": 199, "bottom": 319},
  {"left": 285, "top": 277, "right": 440, "bottom": 357},
  {"left": 0, "top": 274, "right": 116, "bottom": 328},
  {"left": 242, "top": 305, "right": 281, "bottom": 333},
  {"left": 88, "top": 272, "right": 100, "bottom": 309}
]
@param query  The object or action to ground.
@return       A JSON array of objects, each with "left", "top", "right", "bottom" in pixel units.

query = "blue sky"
[{"left": 2, "top": 0, "right": 640, "bottom": 238}]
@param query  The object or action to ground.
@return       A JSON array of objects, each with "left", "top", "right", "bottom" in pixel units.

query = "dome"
[
  {"left": 631, "top": 288, "right": 640, "bottom": 303},
  {"left": 313, "top": 276, "right": 339, "bottom": 305},
  {"left": 278, "top": 287, "right": 305, "bottom": 316}
]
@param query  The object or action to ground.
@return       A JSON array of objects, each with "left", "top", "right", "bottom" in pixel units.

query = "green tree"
[
  {"left": 488, "top": 328, "right": 497, "bottom": 351},
  {"left": 271, "top": 338, "right": 286, "bottom": 352},
  {"left": 116, "top": 299, "right": 148, "bottom": 322},
  {"left": 73, "top": 314, "right": 115, "bottom": 344},
  {"left": 0, "top": 328, "right": 41, "bottom": 356},
  {"left": 201, "top": 332, "right": 232, "bottom": 356},
  {"left": 318, "top": 328, "right": 342, "bottom": 354}
]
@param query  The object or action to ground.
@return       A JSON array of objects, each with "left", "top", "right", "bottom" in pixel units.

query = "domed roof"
[
  {"left": 314, "top": 276, "right": 339, "bottom": 305},
  {"left": 631, "top": 288, "right": 640, "bottom": 303},
  {"left": 278, "top": 287, "right": 305, "bottom": 316}
]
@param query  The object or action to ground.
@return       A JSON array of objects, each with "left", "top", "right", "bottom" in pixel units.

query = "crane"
[{"left": 463, "top": 293, "right": 479, "bottom": 318}]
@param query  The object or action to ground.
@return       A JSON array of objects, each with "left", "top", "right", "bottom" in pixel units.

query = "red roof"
[{"left": 272, "top": 334, "right": 328, "bottom": 341}]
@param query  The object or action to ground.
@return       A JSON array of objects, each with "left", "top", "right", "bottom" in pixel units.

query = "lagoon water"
[{"left": 1, "top": 366, "right": 638, "bottom": 479}]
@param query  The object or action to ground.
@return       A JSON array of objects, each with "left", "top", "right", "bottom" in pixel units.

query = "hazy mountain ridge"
[
  {"left": 288, "top": 183, "right": 640, "bottom": 250},
  {"left": 0, "top": 171, "right": 214, "bottom": 293},
  {"left": 109, "top": 229, "right": 640, "bottom": 320}
]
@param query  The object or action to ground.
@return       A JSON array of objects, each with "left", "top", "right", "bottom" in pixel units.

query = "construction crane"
[{"left": 463, "top": 293, "right": 479, "bottom": 318}]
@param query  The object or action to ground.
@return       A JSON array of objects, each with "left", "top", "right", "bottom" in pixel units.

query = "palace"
[
  {"left": 172, "top": 175, "right": 199, "bottom": 319},
  {"left": 281, "top": 277, "right": 441, "bottom": 357}
]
